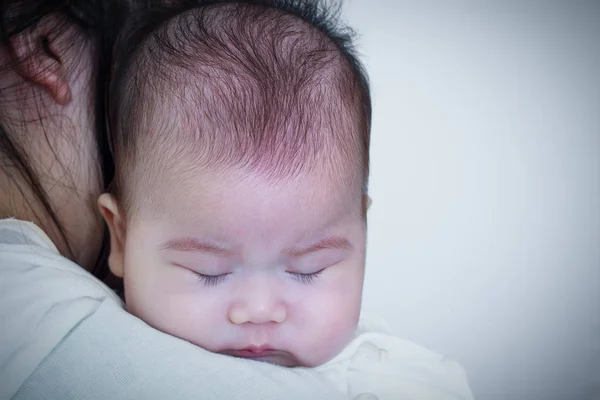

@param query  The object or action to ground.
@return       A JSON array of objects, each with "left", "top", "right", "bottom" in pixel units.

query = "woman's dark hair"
[{"left": 0, "top": 0, "right": 126, "bottom": 278}]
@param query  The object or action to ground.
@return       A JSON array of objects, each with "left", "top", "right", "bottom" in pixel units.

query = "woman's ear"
[
  {"left": 98, "top": 194, "right": 126, "bottom": 278},
  {"left": 8, "top": 20, "right": 72, "bottom": 105}
]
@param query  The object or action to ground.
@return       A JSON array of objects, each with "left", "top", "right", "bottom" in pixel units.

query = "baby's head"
[{"left": 99, "top": 0, "right": 371, "bottom": 367}]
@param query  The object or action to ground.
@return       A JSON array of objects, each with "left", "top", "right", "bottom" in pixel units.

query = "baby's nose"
[
  {"left": 228, "top": 302, "right": 287, "bottom": 324},
  {"left": 228, "top": 276, "right": 287, "bottom": 324}
]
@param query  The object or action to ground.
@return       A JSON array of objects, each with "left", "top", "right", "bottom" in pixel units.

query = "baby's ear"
[
  {"left": 8, "top": 17, "right": 72, "bottom": 105},
  {"left": 98, "top": 194, "right": 126, "bottom": 278},
  {"left": 363, "top": 194, "right": 372, "bottom": 214}
]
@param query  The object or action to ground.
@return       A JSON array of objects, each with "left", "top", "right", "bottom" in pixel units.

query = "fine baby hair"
[{"left": 107, "top": 0, "right": 372, "bottom": 214}]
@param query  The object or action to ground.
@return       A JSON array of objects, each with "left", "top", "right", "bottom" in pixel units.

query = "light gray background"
[{"left": 342, "top": 1, "right": 600, "bottom": 399}]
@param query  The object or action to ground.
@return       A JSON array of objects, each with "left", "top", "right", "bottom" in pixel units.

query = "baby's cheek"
[
  {"left": 316, "top": 298, "right": 358, "bottom": 338},
  {"left": 291, "top": 282, "right": 361, "bottom": 366},
  {"left": 127, "top": 272, "right": 227, "bottom": 350}
]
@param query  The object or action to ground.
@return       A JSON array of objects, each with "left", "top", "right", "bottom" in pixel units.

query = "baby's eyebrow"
[
  {"left": 159, "top": 238, "right": 231, "bottom": 255},
  {"left": 287, "top": 236, "right": 353, "bottom": 257}
]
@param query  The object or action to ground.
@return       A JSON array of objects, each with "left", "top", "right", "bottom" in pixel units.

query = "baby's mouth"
[
  {"left": 221, "top": 346, "right": 298, "bottom": 367},
  {"left": 226, "top": 346, "right": 275, "bottom": 358}
]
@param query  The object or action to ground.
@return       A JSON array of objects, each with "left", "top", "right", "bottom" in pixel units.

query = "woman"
[{"left": 0, "top": 1, "right": 345, "bottom": 398}]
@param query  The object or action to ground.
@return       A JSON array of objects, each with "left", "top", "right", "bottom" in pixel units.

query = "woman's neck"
[
  {"left": 0, "top": 98, "right": 104, "bottom": 271},
  {"left": 0, "top": 150, "right": 104, "bottom": 271}
]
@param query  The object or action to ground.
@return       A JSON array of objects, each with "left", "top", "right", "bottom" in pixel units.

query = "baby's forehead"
[
  {"left": 135, "top": 156, "right": 364, "bottom": 223},
  {"left": 134, "top": 164, "right": 367, "bottom": 267}
]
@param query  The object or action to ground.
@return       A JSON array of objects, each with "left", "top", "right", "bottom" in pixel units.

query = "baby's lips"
[{"left": 244, "top": 344, "right": 274, "bottom": 353}]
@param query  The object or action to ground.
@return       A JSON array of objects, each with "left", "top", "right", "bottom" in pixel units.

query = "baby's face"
[{"left": 118, "top": 168, "right": 366, "bottom": 367}]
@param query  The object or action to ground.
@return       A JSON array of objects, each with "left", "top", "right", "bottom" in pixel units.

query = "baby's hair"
[{"left": 108, "top": 0, "right": 371, "bottom": 214}]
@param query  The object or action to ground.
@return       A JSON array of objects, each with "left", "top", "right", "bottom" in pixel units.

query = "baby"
[{"left": 99, "top": 1, "right": 474, "bottom": 398}]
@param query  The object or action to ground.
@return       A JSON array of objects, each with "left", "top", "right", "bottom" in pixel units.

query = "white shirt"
[{"left": 318, "top": 316, "right": 475, "bottom": 399}]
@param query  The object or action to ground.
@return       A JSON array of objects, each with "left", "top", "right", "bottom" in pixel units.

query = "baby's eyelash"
[
  {"left": 195, "top": 273, "right": 229, "bottom": 286},
  {"left": 287, "top": 269, "right": 324, "bottom": 284},
  {"left": 190, "top": 269, "right": 324, "bottom": 286}
]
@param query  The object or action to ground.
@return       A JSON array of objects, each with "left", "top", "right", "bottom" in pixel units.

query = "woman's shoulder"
[
  {"left": 0, "top": 217, "right": 58, "bottom": 249},
  {"left": 0, "top": 217, "right": 118, "bottom": 302},
  {"left": 0, "top": 218, "right": 122, "bottom": 399}
]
